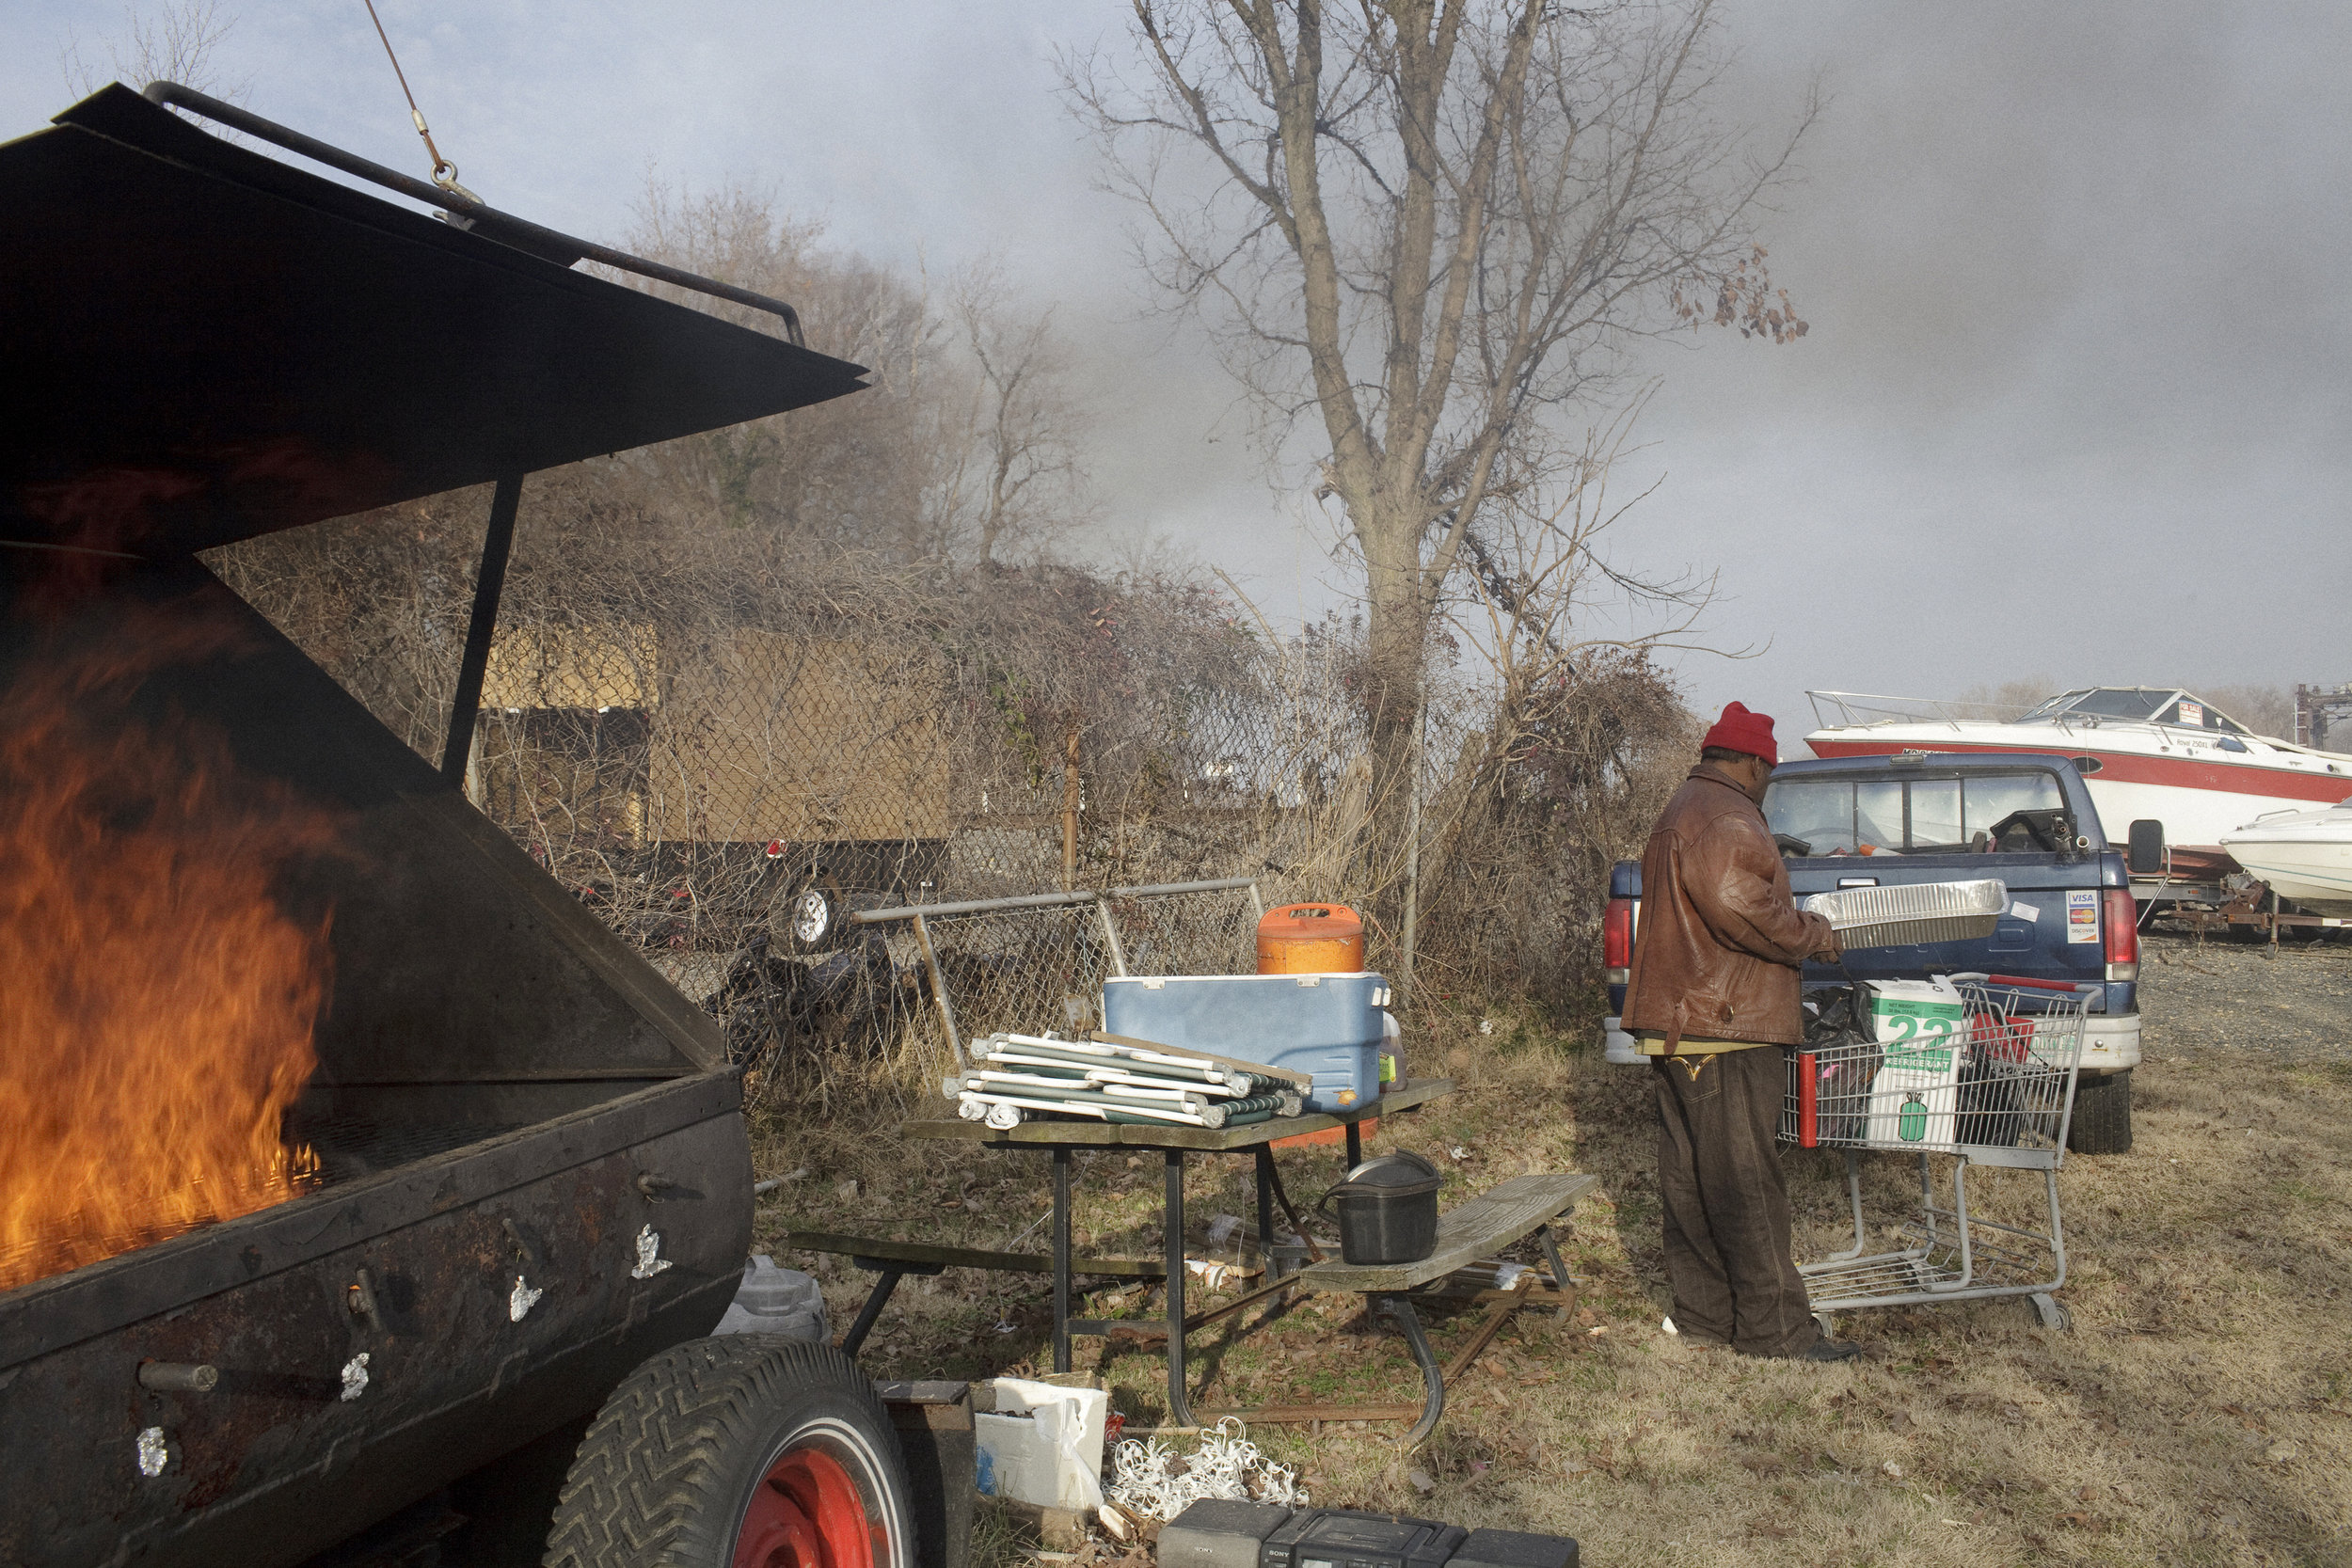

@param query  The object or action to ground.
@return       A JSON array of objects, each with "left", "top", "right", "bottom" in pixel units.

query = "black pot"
[{"left": 1319, "top": 1151, "right": 1441, "bottom": 1266}]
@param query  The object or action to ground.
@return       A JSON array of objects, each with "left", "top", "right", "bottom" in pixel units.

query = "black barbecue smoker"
[{"left": 1, "top": 85, "right": 907, "bottom": 1568}]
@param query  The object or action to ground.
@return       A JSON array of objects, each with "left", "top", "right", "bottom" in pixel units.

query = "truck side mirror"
[{"left": 2126, "top": 819, "right": 2167, "bottom": 876}]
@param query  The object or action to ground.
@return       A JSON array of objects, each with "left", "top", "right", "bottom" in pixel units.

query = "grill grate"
[{"left": 300, "top": 1119, "right": 525, "bottom": 1188}]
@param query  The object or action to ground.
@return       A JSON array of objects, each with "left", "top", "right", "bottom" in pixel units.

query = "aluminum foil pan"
[{"left": 1802, "top": 878, "right": 2008, "bottom": 949}]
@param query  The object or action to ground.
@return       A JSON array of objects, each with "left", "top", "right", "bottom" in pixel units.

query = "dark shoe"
[{"left": 1800, "top": 1335, "right": 1859, "bottom": 1363}]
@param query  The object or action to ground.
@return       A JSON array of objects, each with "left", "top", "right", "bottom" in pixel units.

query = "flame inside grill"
[{"left": 0, "top": 601, "right": 338, "bottom": 1291}]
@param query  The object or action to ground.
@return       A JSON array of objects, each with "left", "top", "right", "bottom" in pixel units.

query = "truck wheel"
[
  {"left": 2066, "top": 1069, "right": 2133, "bottom": 1156},
  {"left": 544, "top": 1336, "right": 915, "bottom": 1568}
]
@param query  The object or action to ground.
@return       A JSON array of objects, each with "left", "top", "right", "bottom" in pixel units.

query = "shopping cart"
[{"left": 1779, "top": 974, "right": 2095, "bottom": 1332}]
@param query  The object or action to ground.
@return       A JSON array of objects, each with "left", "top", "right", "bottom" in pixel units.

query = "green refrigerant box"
[{"left": 1863, "top": 979, "right": 1965, "bottom": 1148}]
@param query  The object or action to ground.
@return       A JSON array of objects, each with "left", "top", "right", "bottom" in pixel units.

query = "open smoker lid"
[{"left": 0, "top": 85, "right": 868, "bottom": 557}]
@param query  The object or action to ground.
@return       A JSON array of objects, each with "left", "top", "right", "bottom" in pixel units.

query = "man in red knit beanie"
[{"left": 1622, "top": 702, "right": 1854, "bottom": 1360}]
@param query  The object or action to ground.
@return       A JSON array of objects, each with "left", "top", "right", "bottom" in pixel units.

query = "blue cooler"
[{"left": 1101, "top": 973, "right": 1391, "bottom": 1114}]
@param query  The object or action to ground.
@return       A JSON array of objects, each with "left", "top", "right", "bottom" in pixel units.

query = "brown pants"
[{"left": 1651, "top": 1047, "right": 1816, "bottom": 1357}]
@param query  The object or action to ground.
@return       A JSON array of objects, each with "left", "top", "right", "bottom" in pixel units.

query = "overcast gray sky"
[{"left": 8, "top": 2, "right": 2345, "bottom": 746}]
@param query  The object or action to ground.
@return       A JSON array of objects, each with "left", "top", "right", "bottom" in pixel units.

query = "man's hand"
[{"left": 1813, "top": 927, "right": 1843, "bottom": 962}]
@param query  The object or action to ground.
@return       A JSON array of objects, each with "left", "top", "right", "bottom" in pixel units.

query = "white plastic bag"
[
  {"left": 712, "top": 1255, "right": 829, "bottom": 1342},
  {"left": 973, "top": 1376, "right": 1108, "bottom": 1512}
]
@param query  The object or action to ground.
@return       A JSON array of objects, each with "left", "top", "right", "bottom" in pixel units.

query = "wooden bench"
[
  {"left": 783, "top": 1231, "right": 1165, "bottom": 1355},
  {"left": 789, "top": 1175, "right": 1596, "bottom": 1448},
  {"left": 1229, "top": 1173, "right": 1601, "bottom": 1443}
]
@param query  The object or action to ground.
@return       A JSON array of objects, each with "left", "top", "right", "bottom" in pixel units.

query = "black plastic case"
[
  {"left": 1257, "top": 1509, "right": 1468, "bottom": 1568},
  {"left": 1161, "top": 1501, "right": 1298, "bottom": 1568},
  {"left": 1449, "top": 1527, "right": 1580, "bottom": 1568}
]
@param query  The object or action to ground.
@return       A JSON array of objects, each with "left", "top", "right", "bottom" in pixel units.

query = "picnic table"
[{"left": 830, "top": 1080, "right": 1597, "bottom": 1440}]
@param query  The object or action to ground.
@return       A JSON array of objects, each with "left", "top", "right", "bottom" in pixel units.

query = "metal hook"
[{"left": 347, "top": 1267, "right": 386, "bottom": 1332}]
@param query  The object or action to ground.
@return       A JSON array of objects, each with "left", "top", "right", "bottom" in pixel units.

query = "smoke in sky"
[{"left": 7, "top": 0, "right": 2344, "bottom": 736}]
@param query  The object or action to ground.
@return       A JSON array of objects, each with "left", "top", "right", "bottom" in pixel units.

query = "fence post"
[
  {"left": 1062, "top": 719, "right": 1082, "bottom": 892},
  {"left": 910, "top": 911, "right": 964, "bottom": 1069},
  {"left": 463, "top": 724, "right": 487, "bottom": 811}
]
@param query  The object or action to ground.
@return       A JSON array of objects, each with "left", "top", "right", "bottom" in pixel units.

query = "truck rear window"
[{"left": 1765, "top": 772, "right": 2066, "bottom": 855}]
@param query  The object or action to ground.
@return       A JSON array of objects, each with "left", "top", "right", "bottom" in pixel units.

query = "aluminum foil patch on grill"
[
  {"left": 136, "top": 1427, "right": 168, "bottom": 1478},
  {"left": 340, "top": 1352, "right": 370, "bottom": 1402},
  {"left": 510, "top": 1275, "right": 545, "bottom": 1322},
  {"left": 631, "top": 1225, "right": 674, "bottom": 1279}
]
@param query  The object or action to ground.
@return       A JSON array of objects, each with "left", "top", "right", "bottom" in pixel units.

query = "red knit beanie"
[{"left": 1702, "top": 702, "right": 1778, "bottom": 766}]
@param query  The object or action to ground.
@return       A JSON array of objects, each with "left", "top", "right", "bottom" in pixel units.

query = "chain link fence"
[
  {"left": 207, "top": 472, "right": 1693, "bottom": 1100},
  {"left": 685, "top": 881, "right": 1261, "bottom": 1111}
]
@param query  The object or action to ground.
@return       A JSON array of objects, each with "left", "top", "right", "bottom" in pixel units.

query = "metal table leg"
[
  {"left": 1254, "top": 1147, "right": 1279, "bottom": 1277},
  {"left": 1344, "top": 1117, "right": 1363, "bottom": 1168},
  {"left": 1534, "top": 1223, "right": 1573, "bottom": 1317},
  {"left": 1376, "top": 1293, "right": 1446, "bottom": 1446},
  {"left": 1163, "top": 1148, "right": 1194, "bottom": 1426},
  {"left": 841, "top": 1259, "right": 942, "bottom": 1355},
  {"left": 1052, "top": 1147, "right": 1073, "bottom": 1373}
]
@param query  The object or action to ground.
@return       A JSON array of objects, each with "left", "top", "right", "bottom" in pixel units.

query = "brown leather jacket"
[{"left": 1623, "top": 761, "right": 1836, "bottom": 1049}]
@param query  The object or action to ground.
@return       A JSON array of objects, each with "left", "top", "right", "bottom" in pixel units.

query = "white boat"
[
  {"left": 2220, "top": 800, "right": 2352, "bottom": 914},
  {"left": 1805, "top": 688, "right": 2352, "bottom": 877}
]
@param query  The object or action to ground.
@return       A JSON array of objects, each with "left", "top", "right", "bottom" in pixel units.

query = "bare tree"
[
  {"left": 64, "top": 0, "right": 245, "bottom": 100},
  {"left": 600, "top": 182, "right": 947, "bottom": 555},
  {"left": 1065, "top": 0, "right": 1812, "bottom": 881},
  {"left": 931, "top": 264, "right": 1097, "bottom": 567},
  {"left": 598, "top": 188, "right": 1098, "bottom": 570}
]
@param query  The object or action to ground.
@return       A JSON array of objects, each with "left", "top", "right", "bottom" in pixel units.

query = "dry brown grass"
[{"left": 749, "top": 944, "right": 2352, "bottom": 1566}]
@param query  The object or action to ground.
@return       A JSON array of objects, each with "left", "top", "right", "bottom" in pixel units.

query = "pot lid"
[
  {"left": 1338, "top": 1150, "right": 1442, "bottom": 1191},
  {"left": 0, "top": 86, "right": 869, "bottom": 559}
]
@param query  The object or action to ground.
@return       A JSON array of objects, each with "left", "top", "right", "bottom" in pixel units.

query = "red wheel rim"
[{"left": 733, "top": 1439, "right": 881, "bottom": 1568}]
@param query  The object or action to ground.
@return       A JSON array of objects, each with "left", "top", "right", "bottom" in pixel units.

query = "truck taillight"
[
  {"left": 1603, "top": 897, "right": 1633, "bottom": 984},
  {"left": 2104, "top": 887, "right": 2138, "bottom": 981}
]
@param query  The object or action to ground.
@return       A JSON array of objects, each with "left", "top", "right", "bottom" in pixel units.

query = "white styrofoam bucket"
[{"left": 973, "top": 1376, "right": 1108, "bottom": 1512}]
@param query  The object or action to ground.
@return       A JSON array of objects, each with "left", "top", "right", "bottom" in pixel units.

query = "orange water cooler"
[
  {"left": 1255, "top": 903, "right": 1365, "bottom": 974},
  {"left": 1257, "top": 903, "right": 1394, "bottom": 1148}
]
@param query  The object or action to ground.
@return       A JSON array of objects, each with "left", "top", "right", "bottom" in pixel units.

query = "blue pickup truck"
[{"left": 1600, "top": 752, "right": 2139, "bottom": 1152}]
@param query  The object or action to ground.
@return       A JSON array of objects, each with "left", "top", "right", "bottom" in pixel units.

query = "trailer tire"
[
  {"left": 2066, "top": 1069, "right": 2133, "bottom": 1156},
  {"left": 770, "top": 878, "right": 844, "bottom": 954},
  {"left": 544, "top": 1335, "right": 915, "bottom": 1568}
]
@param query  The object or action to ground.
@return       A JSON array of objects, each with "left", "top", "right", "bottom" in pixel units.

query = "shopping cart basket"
[{"left": 1779, "top": 974, "right": 2095, "bottom": 1331}]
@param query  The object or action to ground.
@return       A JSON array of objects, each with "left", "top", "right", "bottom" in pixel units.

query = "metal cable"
[{"left": 360, "top": 0, "right": 474, "bottom": 198}]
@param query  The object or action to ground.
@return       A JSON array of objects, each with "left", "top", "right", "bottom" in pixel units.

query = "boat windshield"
[
  {"left": 2017, "top": 689, "right": 2091, "bottom": 722},
  {"left": 2067, "top": 688, "right": 2173, "bottom": 721},
  {"left": 2019, "top": 687, "right": 2254, "bottom": 734},
  {"left": 2157, "top": 693, "right": 2250, "bottom": 734}
]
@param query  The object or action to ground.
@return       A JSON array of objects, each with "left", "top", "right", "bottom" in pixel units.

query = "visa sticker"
[{"left": 2066, "top": 888, "right": 2100, "bottom": 943}]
